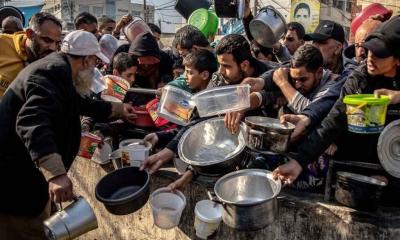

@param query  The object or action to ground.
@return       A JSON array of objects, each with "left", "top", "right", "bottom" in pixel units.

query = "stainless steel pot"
[
  {"left": 210, "top": 169, "right": 281, "bottom": 231},
  {"left": 44, "top": 197, "right": 98, "bottom": 240},
  {"left": 244, "top": 116, "right": 295, "bottom": 153},
  {"left": 178, "top": 117, "right": 246, "bottom": 175},
  {"left": 249, "top": 6, "right": 287, "bottom": 47}
]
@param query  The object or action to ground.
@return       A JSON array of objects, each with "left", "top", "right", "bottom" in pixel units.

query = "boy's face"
[
  {"left": 184, "top": 65, "right": 207, "bottom": 90},
  {"left": 114, "top": 66, "right": 137, "bottom": 84}
]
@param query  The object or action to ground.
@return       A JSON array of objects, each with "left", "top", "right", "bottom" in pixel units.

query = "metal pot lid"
[
  {"left": 336, "top": 171, "right": 387, "bottom": 186},
  {"left": 214, "top": 169, "right": 281, "bottom": 206},
  {"left": 245, "top": 116, "right": 295, "bottom": 131},
  {"left": 377, "top": 119, "right": 400, "bottom": 178}
]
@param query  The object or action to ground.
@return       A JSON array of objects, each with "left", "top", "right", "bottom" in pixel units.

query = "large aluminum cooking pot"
[
  {"left": 178, "top": 117, "right": 246, "bottom": 176},
  {"left": 245, "top": 116, "right": 295, "bottom": 153},
  {"left": 211, "top": 169, "right": 281, "bottom": 231},
  {"left": 249, "top": 6, "right": 287, "bottom": 47}
]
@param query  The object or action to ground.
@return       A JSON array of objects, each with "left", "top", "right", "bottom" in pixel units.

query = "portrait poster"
[{"left": 290, "top": 0, "right": 321, "bottom": 33}]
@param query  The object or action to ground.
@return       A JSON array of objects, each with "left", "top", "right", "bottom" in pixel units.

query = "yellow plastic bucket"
[{"left": 343, "top": 94, "right": 390, "bottom": 133}]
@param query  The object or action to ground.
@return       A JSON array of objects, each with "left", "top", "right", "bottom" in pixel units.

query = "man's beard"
[
  {"left": 28, "top": 38, "right": 53, "bottom": 62},
  {"left": 222, "top": 69, "right": 245, "bottom": 85},
  {"left": 73, "top": 67, "right": 95, "bottom": 97}
]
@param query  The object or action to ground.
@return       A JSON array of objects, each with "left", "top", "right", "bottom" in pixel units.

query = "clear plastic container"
[
  {"left": 150, "top": 188, "right": 186, "bottom": 229},
  {"left": 193, "top": 84, "right": 250, "bottom": 117},
  {"left": 158, "top": 85, "right": 195, "bottom": 126},
  {"left": 123, "top": 17, "right": 152, "bottom": 42}
]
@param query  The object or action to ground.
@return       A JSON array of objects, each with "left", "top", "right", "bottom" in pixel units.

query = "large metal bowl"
[{"left": 178, "top": 117, "right": 246, "bottom": 175}]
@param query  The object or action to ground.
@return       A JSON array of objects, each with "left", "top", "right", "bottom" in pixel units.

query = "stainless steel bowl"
[
  {"left": 213, "top": 169, "right": 281, "bottom": 230},
  {"left": 178, "top": 117, "right": 246, "bottom": 175}
]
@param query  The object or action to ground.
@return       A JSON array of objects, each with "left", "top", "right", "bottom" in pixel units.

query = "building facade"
[{"left": 43, "top": 0, "right": 154, "bottom": 29}]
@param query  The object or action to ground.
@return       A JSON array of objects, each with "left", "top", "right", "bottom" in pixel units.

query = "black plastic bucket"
[
  {"left": 335, "top": 171, "right": 386, "bottom": 211},
  {"left": 175, "top": 0, "right": 211, "bottom": 19}
]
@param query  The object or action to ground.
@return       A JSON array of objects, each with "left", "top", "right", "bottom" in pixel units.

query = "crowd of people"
[{"left": 0, "top": 2, "right": 400, "bottom": 239}]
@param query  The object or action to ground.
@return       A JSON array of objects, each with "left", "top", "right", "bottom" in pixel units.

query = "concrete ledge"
[{"left": 68, "top": 157, "right": 400, "bottom": 240}]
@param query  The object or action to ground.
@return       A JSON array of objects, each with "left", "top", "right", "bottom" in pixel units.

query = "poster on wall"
[{"left": 290, "top": 0, "right": 320, "bottom": 33}]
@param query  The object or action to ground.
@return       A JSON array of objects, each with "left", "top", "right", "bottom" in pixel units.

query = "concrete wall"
[{"left": 68, "top": 157, "right": 400, "bottom": 240}]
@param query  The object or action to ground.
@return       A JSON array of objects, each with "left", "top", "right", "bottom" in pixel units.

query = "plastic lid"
[
  {"left": 195, "top": 200, "right": 222, "bottom": 223},
  {"left": 188, "top": 8, "right": 209, "bottom": 33},
  {"left": 377, "top": 119, "right": 400, "bottom": 178},
  {"left": 343, "top": 94, "right": 390, "bottom": 105}
]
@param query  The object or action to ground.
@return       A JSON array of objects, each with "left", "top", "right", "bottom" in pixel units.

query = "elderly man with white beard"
[{"left": 0, "top": 30, "right": 136, "bottom": 239}]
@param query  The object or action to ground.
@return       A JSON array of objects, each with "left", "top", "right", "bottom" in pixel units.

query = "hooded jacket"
[
  {"left": 0, "top": 32, "right": 28, "bottom": 98},
  {"left": 127, "top": 32, "right": 173, "bottom": 105}
]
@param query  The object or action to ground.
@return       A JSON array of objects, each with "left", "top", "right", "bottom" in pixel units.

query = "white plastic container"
[
  {"left": 150, "top": 188, "right": 186, "bottom": 229},
  {"left": 193, "top": 84, "right": 250, "bottom": 117},
  {"left": 194, "top": 200, "right": 223, "bottom": 239},
  {"left": 119, "top": 139, "right": 152, "bottom": 167},
  {"left": 158, "top": 85, "right": 195, "bottom": 126}
]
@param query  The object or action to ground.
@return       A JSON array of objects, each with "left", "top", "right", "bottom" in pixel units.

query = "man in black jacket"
[
  {"left": 0, "top": 30, "right": 135, "bottom": 239},
  {"left": 274, "top": 16, "right": 400, "bottom": 193}
]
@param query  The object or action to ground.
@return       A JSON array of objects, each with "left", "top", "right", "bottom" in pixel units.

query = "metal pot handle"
[
  {"left": 57, "top": 195, "right": 80, "bottom": 211},
  {"left": 260, "top": 5, "right": 277, "bottom": 17},
  {"left": 207, "top": 191, "right": 224, "bottom": 205}
]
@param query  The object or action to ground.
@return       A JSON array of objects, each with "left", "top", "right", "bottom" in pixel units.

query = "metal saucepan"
[
  {"left": 209, "top": 169, "right": 281, "bottom": 231},
  {"left": 249, "top": 6, "right": 287, "bottom": 47},
  {"left": 178, "top": 117, "right": 246, "bottom": 176},
  {"left": 244, "top": 116, "right": 295, "bottom": 153}
]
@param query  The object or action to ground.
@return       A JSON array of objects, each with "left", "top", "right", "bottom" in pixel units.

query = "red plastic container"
[
  {"left": 78, "top": 132, "right": 102, "bottom": 159},
  {"left": 351, "top": 3, "right": 392, "bottom": 36},
  {"left": 130, "top": 106, "right": 155, "bottom": 128},
  {"left": 146, "top": 99, "right": 174, "bottom": 129}
]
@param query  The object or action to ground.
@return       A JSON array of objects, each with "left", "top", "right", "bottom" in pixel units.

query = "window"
[
  {"left": 131, "top": 10, "right": 142, "bottom": 18},
  {"left": 346, "top": 1, "right": 352, "bottom": 13},
  {"left": 93, "top": 6, "right": 104, "bottom": 17},
  {"left": 79, "top": 5, "right": 89, "bottom": 13}
]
